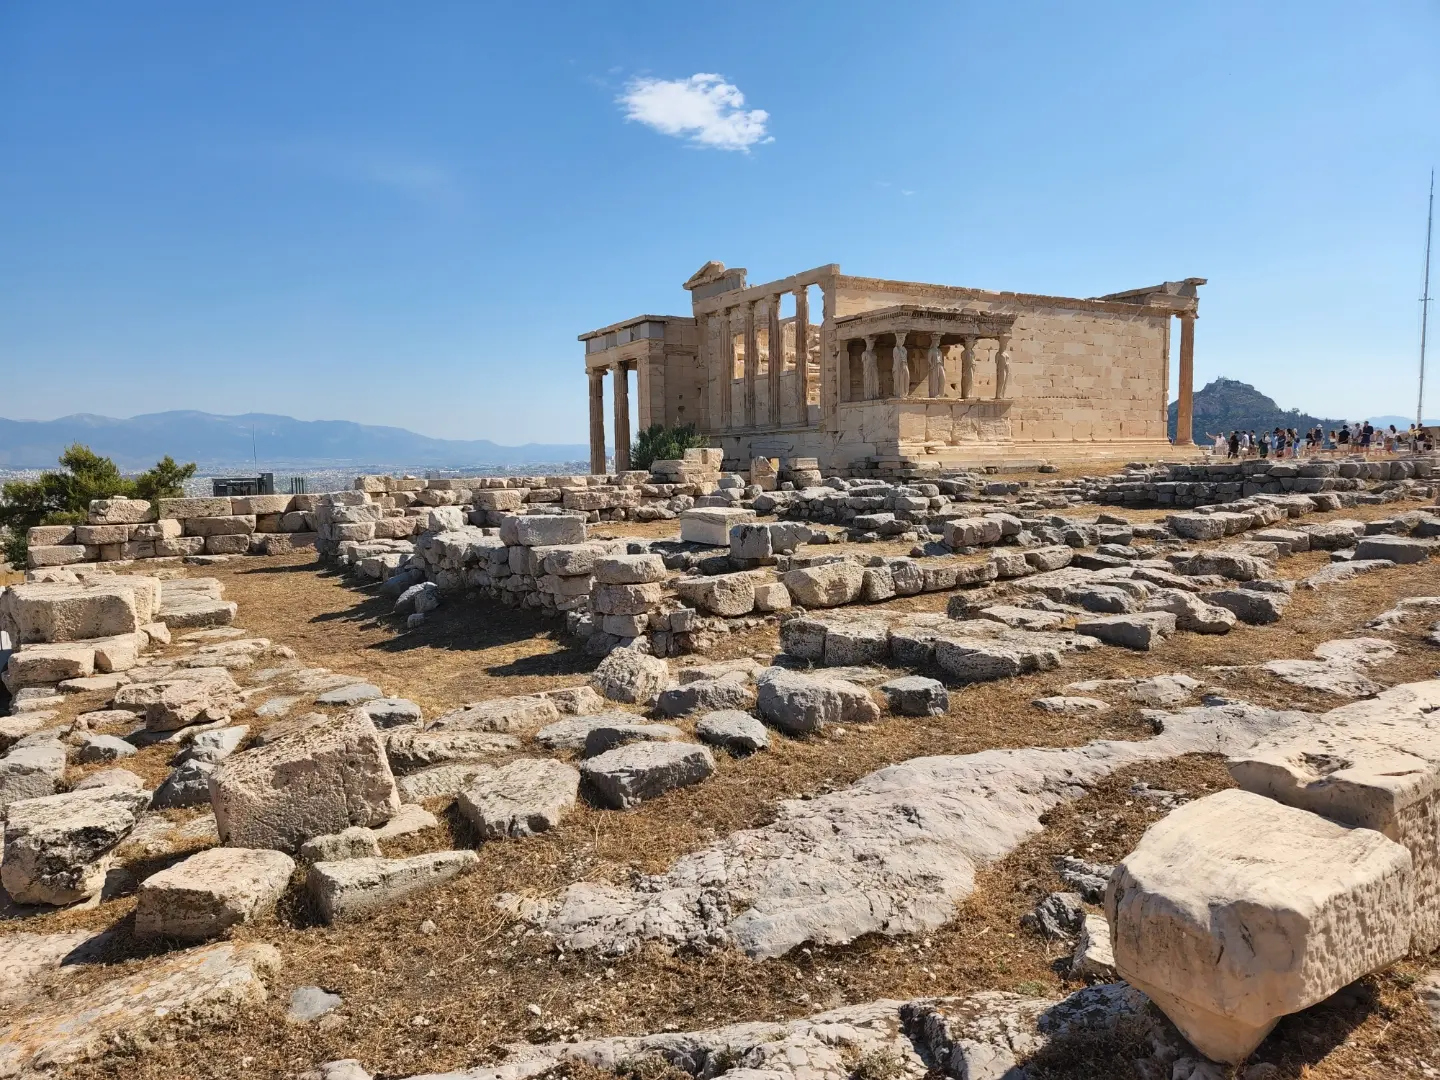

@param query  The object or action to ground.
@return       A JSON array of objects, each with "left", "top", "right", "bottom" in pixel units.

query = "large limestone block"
[
  {"left": 593, "top": 554, "right": 666, "bottom": 584},
  {"left": 1166, "top": 513, "right": 1228, "bottom": 541},
  {"left": 0, "top": 742, "right": 67, "bottom": 814},
  {"left": 0, "top": 580, "right": 146, "bottom": 644},
  {"left": 25, "top": 545, "right": 91, "bottom": 568},
  {"left": 1228, "top": 680, "right": 1440, "bottom": 953},
  {"left": 114, "top": 669, "right": 240, "bottom": 731},
  {"left": 2, "top": 643, "right": 95, "bottom": 690},
  {"left": 781, "top": 562, "right": 865, "bottom": 608},
  {"left": 134, "top": 847, "right": 296, "bottom": 941},
  {"left": 428, "top": 694, "right": 559, "bottom": 733},
  {"left": 1106, "top": 788, "right": 1413, "bottom": 1064},
  {"left": 2, "top": 786, "right": 151, "bottom": 906},
  {"left": 183, "top": 515, "right": 257, "bottom": 537},
  {"left": 231, "top": 494, "right": 294, "bottom": 515},
  {"left": 1023, "top": 545, "right": 1073, "bottom": 571},
  {"left": 25, "top": 525, "right": 74, "bottom": 546},
  {"left": 0, "top": 942, "right": 278, "bottom": 1076},
  {"left": 74, "top": 523, "right": 133, "bottom": 545},
  {"left": 581, "top": 741, "right": 715, "bottom": 809},
  {"left": 589, "top": 648, "right": 669, "bottom": 705},
  {"left": 756, "top": 667, "right": 879, "bottom": 734},
  {"left": 680, "top": 507, "right": 756, "bottom": 546},
  {"left": 456, "top": 758, "right": 580, "bottom": 839},
  {"left": 308, "top": 850, "right": 478, "bottom": 923},
  {"left": 1074, "top": 612, "right": 1175, "bottom": 651},
  {"left": 674, "top": 573, "right": 755, "bottom": 616},
  {"left": 158, "top": 594, "right": 238, "bottom": 629},
  {"left": 513, "top": 514, "right": 587, "bottom": 547},
  {"left": 384, "top": 729, "right": 517, "bottom": 773},
  {"left": 86, "top": 496, "right": 155, "bottom": 524},
  {"left": 210, "top": 707, "right": 400, "bottom": 852},
  {"left": 590, "top": 581, "right": 663, "bottom": 615},
  {"left": 157, "top": 496, "right": 233, "bottom": 518},
  {"left": 1355, "top": 535, "right": 1435, "bottom": 564},
  {"left": 942, "top": 518, "right": 1003, "bottom": 549}
]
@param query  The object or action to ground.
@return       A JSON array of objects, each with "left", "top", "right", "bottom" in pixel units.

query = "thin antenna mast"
[
  {"left": 1419, "top": 169, "right": 1434, "bottom": 429},
  {"left": 252, "top": 424, "right": 257, "bottom": 464}
]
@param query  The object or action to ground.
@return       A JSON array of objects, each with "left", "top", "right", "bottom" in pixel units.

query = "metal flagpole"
[{"left": 1419, "top": 169, "right": 1434, "bottom": 431}]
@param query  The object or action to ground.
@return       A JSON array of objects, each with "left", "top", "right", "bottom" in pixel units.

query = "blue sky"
[{"left": 2, "top": 1, "right": 1438, "bottom": 444}]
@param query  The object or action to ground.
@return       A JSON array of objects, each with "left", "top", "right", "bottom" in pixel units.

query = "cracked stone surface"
[
  {"left": 0, "top": 942, "right": 280, "bottom": 1076},
  {"left": 546, "top": 703, "right": 1313, "bottom": 959},
  {"left": 392, "top": 985, "right": 1157, "bottom": 1080}
]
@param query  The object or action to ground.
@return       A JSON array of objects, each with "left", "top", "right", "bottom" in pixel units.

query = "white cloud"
[{"left": 618, "top": 73, "right": 772, "bottom": 151}]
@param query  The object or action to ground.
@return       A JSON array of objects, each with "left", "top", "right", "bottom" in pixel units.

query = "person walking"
[
  {"left": 1361, "top": 421, "right": 1374, "bottom": 452},
  {"left": 1258, "top": 430, "right": 1270, "bottom": 458},
  {"left": 1386, "top": 425, "right": 1398, "bottom": 453},
  {"left": 1338, "top": 424, "right": 1351, "bottom": 450},
  {"left": 1227, "top": 430, "right": 1240, "bottom": 459}
]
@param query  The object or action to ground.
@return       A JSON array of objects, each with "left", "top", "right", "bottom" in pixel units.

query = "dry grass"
[{"left": 11, "top": 498, "right": 1440, "bottom": 1078}]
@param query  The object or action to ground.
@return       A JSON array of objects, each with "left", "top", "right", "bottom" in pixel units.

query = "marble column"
[
  {"left": 794, "top": 287, "right": 810, "bottom": 421},
  {"left": 960, "top": 337, "right": 976, "bottom": 399},
  {"left": 696, "top": 311, "right": 712, "bottom": 432},
  {"left": 862, "top": 336, "right": 879, "bottom": 400},
  {"left": 927, "top": 334, "right": 947, "bottom": 398},
  {"left": 892, "top": 332, "right": 910, "bottom": 398},
  {"left": 994, "top": 334, "right": 1011, "bottom": 400},
  {"left": 767, "top": 293, "right": 783, "bottom": 427},
  {"left": 720, "top": 308, "right": 735, "bottom": 431},
  {"left": 1175, "top": 313, "right": 1196, "bottom": 446},
  {"left": 588, "top": 368, "right": 606, "bottom": 474},
  {"left": 613, "top": 361, "right": 631, "bottom": 473},
  {"left": 743, "top": 299, "right": 759, "bottom": 428}
]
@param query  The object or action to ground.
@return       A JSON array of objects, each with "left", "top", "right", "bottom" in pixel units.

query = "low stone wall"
[
  {"left": 25, "top": 494, "right": 326, "bottom": 568},
  {"left": 1053, "top": 456, "right": 1440, "bottom": 508},
  {"left": 24, "top": 465, "right": 728, "bottom": 570}
]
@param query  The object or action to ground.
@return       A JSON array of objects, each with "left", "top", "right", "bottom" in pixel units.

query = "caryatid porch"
[
  {"left": 832, "top": 306, "right": 1020, "bottom": 455},
  {"left": 835, "top": 305, "right": 1017, "bottom": 401}
]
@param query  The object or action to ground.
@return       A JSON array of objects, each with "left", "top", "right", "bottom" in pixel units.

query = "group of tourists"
[{"left": 1206, "top": 422, "right": 1434, "bottom": 460}]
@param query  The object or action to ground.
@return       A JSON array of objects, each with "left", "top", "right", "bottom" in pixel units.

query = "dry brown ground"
[{"left": 9, "top": 498, "right": 1440, "bottom": 1079}]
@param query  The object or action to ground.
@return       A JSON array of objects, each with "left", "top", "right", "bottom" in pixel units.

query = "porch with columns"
[
  {"left": 700, "top": 281, "right": 822, "bottom": 436},
  {"left": 586, "top": 358, "right": 636, "bottom": 474}
]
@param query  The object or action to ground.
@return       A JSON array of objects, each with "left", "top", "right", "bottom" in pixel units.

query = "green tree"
[
  {"left": 0, "top": 444, "right": 198, "bottom": 567},
  {"left": 629, "top": 424, "right": 708, "bottom": 471},
  {"left": 132, "top": 455, "right": 197, "bottom": 501}
]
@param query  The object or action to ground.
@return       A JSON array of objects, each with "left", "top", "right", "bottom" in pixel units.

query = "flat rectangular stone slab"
[
  {"left": 134, "top": 847, "right": 295, "bottom": 941},
  {"left": 308, "top": 850, "right": 478, "bottom": 922}
]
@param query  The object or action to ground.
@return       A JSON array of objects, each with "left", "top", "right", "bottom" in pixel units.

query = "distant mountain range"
[{"left": 0, "top": 411, "right": 591, "bottom": 470}]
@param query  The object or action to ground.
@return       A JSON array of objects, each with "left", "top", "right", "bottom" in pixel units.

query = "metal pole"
[{"left": 1419, "top": 169, "right": 1434, "bottom": 430}]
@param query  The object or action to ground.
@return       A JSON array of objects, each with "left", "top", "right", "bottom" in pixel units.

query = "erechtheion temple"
[{"left": 581, "top": 262, "right": 1204, "bottom": 474}]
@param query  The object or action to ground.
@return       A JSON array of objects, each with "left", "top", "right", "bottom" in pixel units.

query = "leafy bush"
[
  {"left": 629, "top": 424, "right": 708, "bottom": 471},
  {"left": 0, "top": 444, "right": 197, "bottom": 566}
]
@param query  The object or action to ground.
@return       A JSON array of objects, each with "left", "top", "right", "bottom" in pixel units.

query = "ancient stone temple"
[{"left": 580, "top": 261, "right": 1203, "bottom": 474}]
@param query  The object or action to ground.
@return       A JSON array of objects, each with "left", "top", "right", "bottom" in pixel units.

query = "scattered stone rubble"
[{"left": 8, "top": 454, "right": 1440, "bottom": 1077}]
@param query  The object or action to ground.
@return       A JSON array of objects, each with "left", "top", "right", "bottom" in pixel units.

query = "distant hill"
[
  {"left": 0, "top": 411, "right": 591, "bottom": 470},
  {"left": 1169, "top": 378, "right": 1345, "bottom": 441}
]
